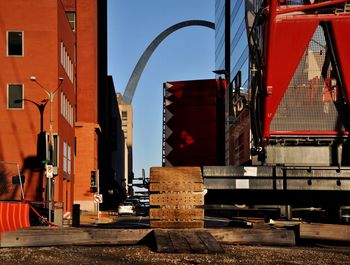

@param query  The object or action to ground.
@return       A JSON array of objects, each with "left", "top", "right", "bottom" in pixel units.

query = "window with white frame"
[
  {"left": 67, "top": 144, "right": 71, "bottom": 175},
  {"left": 8, "top": 84, "right": 23, "bottom": 109},
  {"left": 63, "top": 141, "right": 67, "bottom": 173},
  {"left": 63, "top": 140, "right": 71, "bottom": 177},
  {"left": 65, "top": 12, "right": 76, "bottom": 31},
  {"left": 60, "top": 91, "right": 74, "bottom": 127},
  {"left": 7, "top": 31, "right": 23, "bottom": 56},
  {"left": 60, "top": 42, "right": 74, "bottom": 83}
]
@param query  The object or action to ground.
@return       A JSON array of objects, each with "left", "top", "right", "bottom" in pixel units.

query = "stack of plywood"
[{"left": 150, "top": 167, "right": 204, "bottom": 228}]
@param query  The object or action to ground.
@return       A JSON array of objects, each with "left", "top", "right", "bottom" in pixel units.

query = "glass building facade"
[
  {"left": 230, "top": 0, "right": 249, "bottom": 90},
  {"left": 215, "top": 0, "right": 226, "bottom": 72},
  {"left": 215, "top": 0, "right": 250, "bottom": 90},
  {"left": 215, "top": 0, "right": 253, "bottom": 164}
]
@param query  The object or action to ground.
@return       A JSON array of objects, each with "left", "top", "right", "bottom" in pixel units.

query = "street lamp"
[
  {"left": 30, "top": 76, "right": 63, "bottom": 163},
  {"left": 29, "top": 76, "right": 64, "bottom": 224},
  {"left": 213, "top": 69, "right": 229, "bottom": 76}
]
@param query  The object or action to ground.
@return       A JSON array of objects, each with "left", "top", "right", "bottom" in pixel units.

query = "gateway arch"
[{"left": 122, "top": 20, "right": 215, "bottom": 104}]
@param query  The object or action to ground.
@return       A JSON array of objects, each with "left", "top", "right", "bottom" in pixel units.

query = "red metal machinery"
[
  {"left": 249, "top": 0, "right": 350, "bottom": 163},
  {"left": 264, "top": 1, "right": 350, "bottom": 137},
  {"left": 204, "top": 0, "right": 350, "bottom": 220}
]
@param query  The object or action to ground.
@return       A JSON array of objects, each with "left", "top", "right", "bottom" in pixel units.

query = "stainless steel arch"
[{"left": 122, "top": 20, "right": 215, "bottom": 104}]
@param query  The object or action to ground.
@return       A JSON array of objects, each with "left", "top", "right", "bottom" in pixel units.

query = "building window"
[
  {"left": 67, "top": 144, "right": 71, "bottom": 175},
  {"left": 63, "top": 141, "right": 67, "bottom": 173},
  {"left": 7, "top": 84, "right": 23, "bottom": 109},
  {"left": 66, "top": 12, "right": 76, "bottom": 31},
  {"left": 7, "top": 31, "right": 23, "bottom": 56},
  {"left": 63, "top": 141, "right": 71, "bottom": 177},
  {"left": 60, "top": 91, "right": 74, "bottom": 127},
  {"left": 60, "top": 42, "right": 74, "bottom": 83},
  {"left": 122, "top": 111, "right": 127, "bottom": 120},
  {"left": 52, "top": 134, "right": 59, "bottom": 168},
  {"left": 234, "top": 71, "right": 242, "bottom": 89}
]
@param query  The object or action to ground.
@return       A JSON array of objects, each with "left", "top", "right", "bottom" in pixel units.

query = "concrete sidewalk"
[{"left": 73, "top": 211, "right": 117, "bottom": 225}]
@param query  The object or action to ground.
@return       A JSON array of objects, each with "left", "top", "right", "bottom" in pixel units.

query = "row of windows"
[
  {"left": 60, "top": 92, "right": 74, "bottom": 126},
  {"left": 45, "top": 134, "right": 72, "bottom": 179},
  {"left": 60, "top": 42, "right": 74, "bottom": 82}
]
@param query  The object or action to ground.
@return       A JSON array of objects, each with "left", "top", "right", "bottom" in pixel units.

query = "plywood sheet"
[{"left": 154, "top": 230, "right": 224, "bottom": 253}]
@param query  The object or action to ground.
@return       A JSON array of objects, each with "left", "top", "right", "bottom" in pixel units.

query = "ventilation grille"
[{"left": 271, "top": 26, "right": 345, "bottom": 133}]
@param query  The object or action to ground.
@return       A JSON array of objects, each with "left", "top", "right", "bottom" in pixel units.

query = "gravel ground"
[{"left": 1, "top": 244, "right": 350, "bottom": 265}]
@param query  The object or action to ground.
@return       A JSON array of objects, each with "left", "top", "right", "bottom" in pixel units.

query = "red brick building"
[
  {"left": 0, "top": 0, "right": 125, "bottom": 216},
  {"left": 74, "top": 0, "right": 126, "bottom": 211},
  {"left": 73, "top": 0, "right": 100, "bottom": 211},
  {"left": 0, "top": 0, "right": 76, "bottom": 212}
]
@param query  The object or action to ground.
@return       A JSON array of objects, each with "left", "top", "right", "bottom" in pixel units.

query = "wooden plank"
[
  {"left": 150, "top": 221, "right": 204, "bottom": 229},
  {"left": 208, "top": 228, "right": 295, "bottom": 246},
  {"left": 153, "top": 230, "right": 175, "bottom": 253},
  {"left": 150, "top": 182, "right": 203, "bottom": 192},
  {"left": 150, "top": 208, "right": 204, "bottom": 220},
  {"left": 1, "top": 228, "right": 153, "bottom": 248},
  {"left": 150, "top": 167, "right": 202, "bottom": 182},
  {"left": 82, "top": 229, "right": 152, "bottom": 245},
  {"left": 300, "top": 223, "right": 350, "bottom": 242},
  {"left": 184, "top": 231, "right": 209, "bottom": 253},
  {"left": 169, "top": 230, "right": 192, "bottom": 253},
  {"left": 0, "top": 229, "right": 90, "bottom": 247},
  {"left": 196, "top": 231, "right": 225, "bottom": 253},
  {"left": 150, "top": 193, "right": 204, "bottom": 206}
]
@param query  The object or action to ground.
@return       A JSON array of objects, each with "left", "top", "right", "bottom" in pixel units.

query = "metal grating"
[{"left": 271, "top": 25, "right": 345, "bottom": 133}]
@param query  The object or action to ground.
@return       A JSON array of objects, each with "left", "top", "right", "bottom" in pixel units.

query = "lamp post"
[
  {"left": 29, "top": 76, "right": 64, "bottom": 223},
  {"left": 30, "top": 76, "right": 63, "bottom": 154}
]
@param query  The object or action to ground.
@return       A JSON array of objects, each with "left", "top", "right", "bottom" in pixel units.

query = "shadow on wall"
[
  {"left": 0, "top": 168, "right": 8, "bottom": 197},
  {"left": 21, "top": 156, "right": 45, "bottom": 202},
  {"left": 0, "top": 156, "right": 45, "bottom": 202}
]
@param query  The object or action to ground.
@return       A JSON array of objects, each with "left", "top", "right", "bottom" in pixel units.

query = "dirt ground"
[{"left": 1, "top": 244, "right": 350, "bottom": 265}]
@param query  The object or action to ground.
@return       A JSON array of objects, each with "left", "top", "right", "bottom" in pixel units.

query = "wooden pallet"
[
  {"left": 150, "top": 167, "right": 204, "bottom": 228},
  {"left": 154, "top": 229, "right": 224, "bottom": 253}
]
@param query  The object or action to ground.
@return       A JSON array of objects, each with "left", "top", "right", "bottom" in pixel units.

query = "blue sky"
[{"left": 107, "top": 0, "right": 215, "bottom": 178}]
